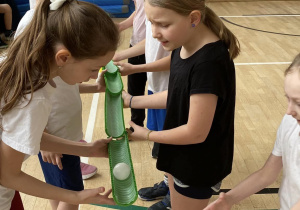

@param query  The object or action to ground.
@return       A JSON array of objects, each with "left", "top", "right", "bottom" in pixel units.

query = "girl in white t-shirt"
[
  {"left": 205, "top": 53, "right": 300, "bottom": 210},
  {"left": 0, "top": 0, "right": 119, "bottom": 209}
]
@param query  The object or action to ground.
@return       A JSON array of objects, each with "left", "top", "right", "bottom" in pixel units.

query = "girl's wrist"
[
  {"left": 129, "top": 95, "right": 134, "bottom": 108},
  {"left": 145, "top": 130, "right": 153, "bottom": 141}
]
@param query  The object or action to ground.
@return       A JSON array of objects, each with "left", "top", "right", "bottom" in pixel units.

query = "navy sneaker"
[
  {"left": 148, "top": 193, "right": 171, "bottom": 210},
  {"left": 138, "top": 181, "right": 169, "bottom": 201},
  {"left": 4, "top": 30, "right": 14, "bottom": 41}
]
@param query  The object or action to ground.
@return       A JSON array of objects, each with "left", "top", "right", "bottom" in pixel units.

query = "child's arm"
[
  {"left": 116, "top": 11, "right": 135, "bottom": 32},
  {"left": 0, "top": 141, "right": 115, "bottom": 205},
  {"left": 79, "top": 70, "right": 106, "bottom": 93},
  {"left": 40, "top": 132, "right": 112, "bottom": 157},
  {"left": 114, "top": 55, "right": 171, "bottom": 76},
  {"left": 128, "top": 93, "right": 218, "bottom": 145},
  {"left": 123, "top": 90, "right": 168, "bottom": 109},
  {"left": 112, "top": 39, "right": 146, "bottom": 62},
  {"left": 204, "top": 154, "right": 283, "bottom": 210}
]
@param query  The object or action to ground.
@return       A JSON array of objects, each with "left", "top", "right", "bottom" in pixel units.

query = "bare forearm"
[
  {"left": 225, "top": 170, "right": 274, "bottom": 204},
  {"left": 113, "top": 39, "right": 145, "bottom": 61},
  {"left": 3, "top": 171, "right": 77, "bottom": 204},
  {"left": 130, "top": 91, "right": 167, "bottom": 109},
  {"left": 79, "top": 83, "right": 104, "bottom": 93},
  {"left": 118, "top": 11, "right": 135, "bottom": 31},
  {"left": 149, "top": 124, "right": 207, "bottom": 145},
  {"left": 41, "top": 132, "right": 92, "bottom": 157},
  {"left": 224, "top": 155, "right": 282, "bottom": 205},
  {"left": 131, "top": 55, "right": 171, "bottom": 73}
]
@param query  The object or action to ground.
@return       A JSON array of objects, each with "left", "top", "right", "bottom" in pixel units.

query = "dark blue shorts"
[
  {"left": 147, "top": 90, "right": 167, "bottom": 131},
  {"left": 173, "top": 177, "right": 220, "bottom": 199},
  {"left": 38, "top": 152, "right": 84, "bottom": 191}
]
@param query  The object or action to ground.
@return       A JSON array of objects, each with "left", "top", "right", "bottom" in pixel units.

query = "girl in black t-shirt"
[{"left": 122, "top": 0, "right": 240, "bottom": 209}]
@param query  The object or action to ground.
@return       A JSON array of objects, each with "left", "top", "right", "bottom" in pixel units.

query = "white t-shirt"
[
  {"left": 130, "top": 0, "right": 146, "bottom": 46},
  {"left": 14, "top": 9, "right": 35, "bottom": 38},
  {"left": 145, "top": 19, "right": 170, "bottom": 93},
  {"left": 0, "top": 83, "right": 55, "bottom": 210},
  {"left": 272, "top": 114, "right": 300, "bottom": 209},
  {"left": 46, "top": 77, "right": 83, "bottom": 141},
  {"left": 13, "top": 9, "right": 83, "bottom": 141},
  {"left": 29, "top": 0, "right": 36, "bottom": 9}
]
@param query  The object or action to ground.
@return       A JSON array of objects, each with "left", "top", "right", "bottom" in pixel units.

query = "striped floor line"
[{"left": 213, "top": 188, "right": 279, "bottom": 195}]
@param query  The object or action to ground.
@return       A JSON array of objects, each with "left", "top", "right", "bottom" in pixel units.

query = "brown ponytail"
[
  {"left": 203, "top": 7, "right": 240, "bottom": 59},
  {"left": 0, "top": 0, "right": 119, "bottom": 115},
  {"left": 148, "top": 0, "right": 240, "bottom": 59}
]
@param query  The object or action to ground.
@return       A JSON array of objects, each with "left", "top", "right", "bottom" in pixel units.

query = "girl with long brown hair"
[{"left": 0, "top": 0, "right": 119, "bottom": 209}]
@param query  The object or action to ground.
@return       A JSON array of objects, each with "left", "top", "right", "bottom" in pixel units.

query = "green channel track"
[{"left": 104, "top": 61, "right": 138, "bottom": 206}]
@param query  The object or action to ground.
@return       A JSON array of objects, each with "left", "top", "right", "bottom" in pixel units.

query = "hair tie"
[{"left": 50, "top": 0, "right": 67, "bottom": 10}]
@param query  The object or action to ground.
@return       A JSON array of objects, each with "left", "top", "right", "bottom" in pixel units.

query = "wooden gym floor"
[{"left": 10, "top": 0, "right": 300, "bottom": 209}]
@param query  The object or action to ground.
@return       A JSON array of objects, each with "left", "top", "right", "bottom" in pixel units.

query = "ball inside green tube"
[{"left": 113, "top": 162, "right": 131, "bottom": 180}]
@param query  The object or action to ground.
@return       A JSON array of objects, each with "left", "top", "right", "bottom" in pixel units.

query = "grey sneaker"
[{"left": 148, "top": 193, "right": 171, "bottom": 210}]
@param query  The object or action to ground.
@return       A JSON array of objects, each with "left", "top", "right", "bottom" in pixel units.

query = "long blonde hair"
[
  {"left": 147, "top": 0, "right": 240, "bottom": 59},
  {"left": 0, "top": 0, "right": 119, "bottom": 115}
]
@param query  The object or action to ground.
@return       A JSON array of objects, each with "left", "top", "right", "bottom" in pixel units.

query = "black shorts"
[{"left": 173, "top": 177, "right": 221, "bottom": 199}]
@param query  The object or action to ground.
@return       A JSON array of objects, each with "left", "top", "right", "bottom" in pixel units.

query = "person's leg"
[
  {"left": 38, "top": 153, "right": 83, "bottom": 210},
  {"left": 49, "top": 200, "right": 59, "bottom": 210},
  {"left": 127, "top": 45, "right": 147, "bottom": 127},
  {"left": 10, "top": 191, "right": 24, "bottom": 210},
  {"left": 168, "top": 174, "right": 211, "bottom": 210},
  {"left": 0, "top": 4, "right": 12, "bottom": 31},
  {"left": 57, "top": 202, "right": 79, "bottom": 210}
]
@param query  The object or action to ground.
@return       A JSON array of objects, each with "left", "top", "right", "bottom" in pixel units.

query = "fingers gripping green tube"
[{"left": 104, "top": 61, "right": 138, "bottom": 206}]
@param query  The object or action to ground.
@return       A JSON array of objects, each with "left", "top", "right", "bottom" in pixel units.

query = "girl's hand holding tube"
[{"left": 126, "top": 121, "right": 152, "bottom": 141}]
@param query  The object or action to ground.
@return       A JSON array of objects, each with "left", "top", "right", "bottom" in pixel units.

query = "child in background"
[
  {"left": 113, "top": 17, "right": 171, "bottom": 210},
  {"left": 0, "top": 0, "right": 119, "bottom": 209},
  {"left": 0, "top": 3, "right": 12, "bottom": 48},
  {"left": 114, "top": 17, "right": 170, "bottom": 159},
  {"left": 116, "top": 0, "right": 147, "bottom": 129},
  {"left": 204, "top": 53, "right": 300, "bottom": 210},
  {"left": 122, "top": 0, "right": 240, "bottom": 209}
]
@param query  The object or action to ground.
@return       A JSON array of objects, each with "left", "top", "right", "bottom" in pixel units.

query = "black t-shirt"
[{"left": 156, "top": 40, "right": 236, "bottom": 188}]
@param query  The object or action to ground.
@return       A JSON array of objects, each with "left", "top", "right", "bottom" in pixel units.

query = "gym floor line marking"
[
  {"left": 80, "top": 92, "right": 99, "bottom": 210},
  {"left": 82, "top": 92, "right": 100, "bottom": 163},
  {"left": 221, "top": 17, "right": 300, "bottom": 37},
  {"left": 235, "top": 62, "right": 292, "bottom": 66}
]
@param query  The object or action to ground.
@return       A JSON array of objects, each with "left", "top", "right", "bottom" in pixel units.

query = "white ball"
[{"left": 113, "top": 162, "right": 131, "bottom": 180}]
